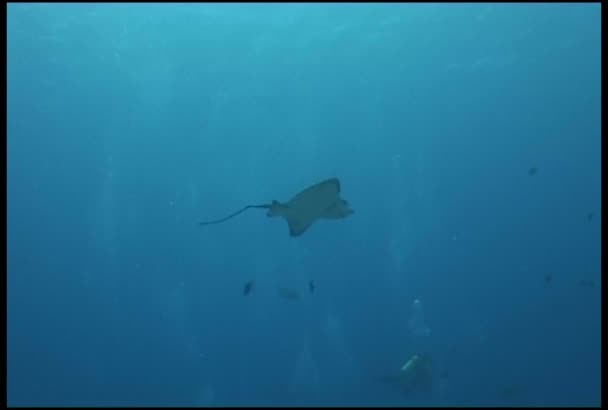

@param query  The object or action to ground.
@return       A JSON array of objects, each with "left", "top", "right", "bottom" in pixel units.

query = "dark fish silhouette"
[
  {"left": 544, "top": 274, "right": 552, "bottom": 284},
  {"left": 243, "top": 280, "right": 255, "bottom": 296},
  {"left": 587, "top": 212, "right": 593, "bottom": 221},
  {"left": 528, "top": 167, "right": 538, "bottom": 176},
  {"left": 578, "top": 279, "right": 595, "bottom": 288},
  {"left": 309, "top": 280, "right": 315, "bottom": 293}
]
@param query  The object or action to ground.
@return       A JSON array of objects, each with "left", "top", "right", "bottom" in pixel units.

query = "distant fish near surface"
[
  {"left": 309, "top": 280, "right": 315, "bottom": 293},
  {"left": 243, "top": 280, "right": 255, "bottom": 296},
  {"left": 528, "top": 167, "right": 538, "bottom": 176},
  {"left": 278, "top": 287, "right": 300, "bottom": 300}
]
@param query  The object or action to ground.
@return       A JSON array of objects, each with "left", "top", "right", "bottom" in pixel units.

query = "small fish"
[
  {"left": 309, "top": 280, "right": 315, "bottom": 293},
  {"left": 528, "top": 167, "right": 538, "bottom": 176},
  {"left": 544, "top": 274, "right": 552, "bottom": 284},
  {"left": 587, "top": 212, "right": 593, "bottom": 221},
  {"left": 278, "top": 287, "right": 300, "bottom": 300},
  {"left": 578, "top": 279, "right": 595, "bottom": 288},
  {"left": 243, "top": 280, "right": 255, "bottom": 296}
]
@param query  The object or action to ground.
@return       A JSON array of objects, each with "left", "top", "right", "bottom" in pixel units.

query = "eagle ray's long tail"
[{"left": 198, "top": 204, "right": 271, "bottom": 226}]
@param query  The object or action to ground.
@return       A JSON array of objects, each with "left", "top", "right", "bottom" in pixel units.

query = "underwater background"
[{"left": 7, "top": 3, "right": 601, "bottom": 407}]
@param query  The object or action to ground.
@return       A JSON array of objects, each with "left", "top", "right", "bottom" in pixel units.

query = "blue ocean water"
[{"left": 6, "top": 3, "right": 601, "bottom": 407}]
